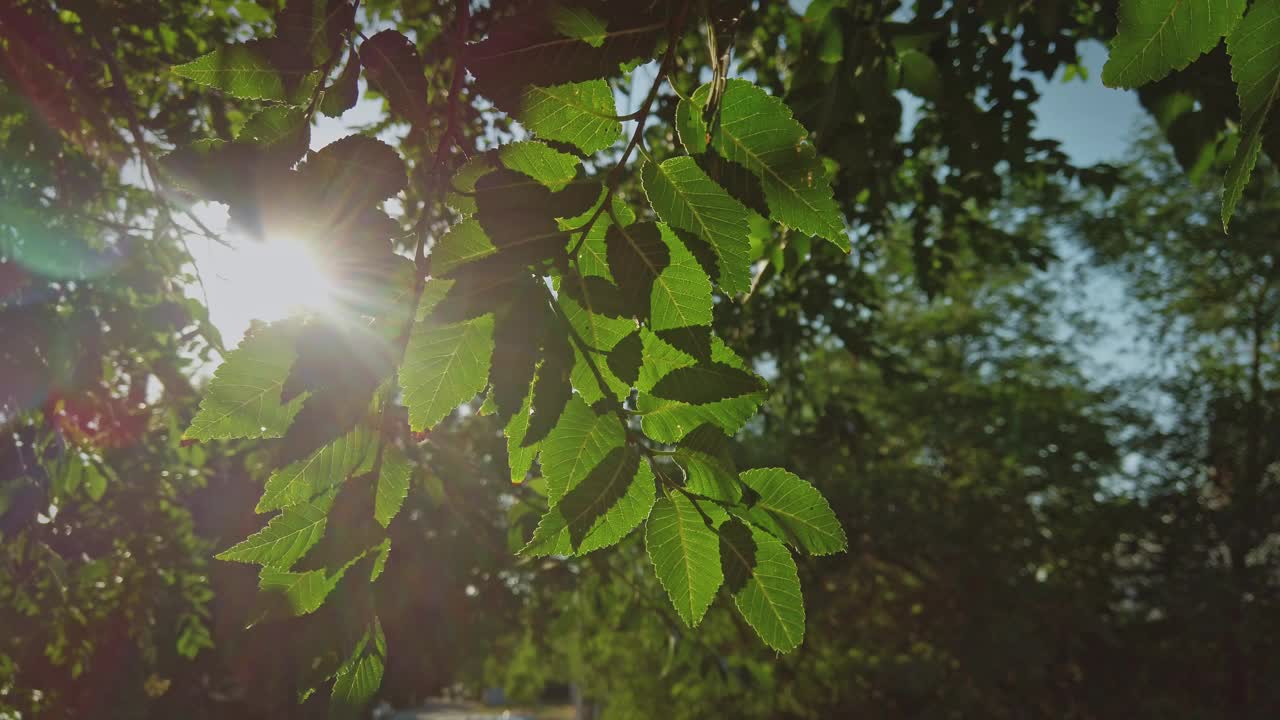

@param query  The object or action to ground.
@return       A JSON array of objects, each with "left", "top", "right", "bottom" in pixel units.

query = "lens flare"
[{"left": 194, "top": 233, "right": 337, "bottom": 343}]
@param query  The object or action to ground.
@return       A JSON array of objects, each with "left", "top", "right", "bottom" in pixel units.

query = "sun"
[{"left": 190, "top": 232, "right": 336, "bottom": 343}]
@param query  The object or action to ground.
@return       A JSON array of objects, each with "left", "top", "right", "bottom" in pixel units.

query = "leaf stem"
[{"left": 373, "top": 0, "right": 471, "bottom": 480}]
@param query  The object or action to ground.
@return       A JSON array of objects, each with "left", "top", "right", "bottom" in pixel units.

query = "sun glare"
[{"left": 192, "top": 233, "right": 336, "bottom": 343}]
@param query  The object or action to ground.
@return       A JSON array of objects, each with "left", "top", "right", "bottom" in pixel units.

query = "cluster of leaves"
[
  {"left": 1102, "top": 0, "right": 1280, "bottom": 227},
  {"left": 166, "top": 0, "right": 847, "bottom": 712}
]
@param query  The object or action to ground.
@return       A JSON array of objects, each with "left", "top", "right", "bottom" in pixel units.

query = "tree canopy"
[{"left": 1, "top": 0, "right": 1278, "bottom": 717}]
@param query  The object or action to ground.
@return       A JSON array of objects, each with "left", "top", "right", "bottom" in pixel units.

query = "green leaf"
[
  {"left": 329, "top": 621, "right": 386, "bottom": 720},
  {"left": 258, "top": 567, "right": 343, "bottom": 616},
  {"left": 499, "top": 141, "right": 580, "bottom": 191},
  {"left": 216, "top": 490, "right": 336, "bottom": 569},
  {"left": 675, "top": 425, "right": 741, "bottom": 502},
  {"left": 185, "top": 321, "right": 307, "bottom": 441},
  {"left": 648, "top": 223, "right": 715, "bottom": 331},
  {"left": 374, "top": 446, "right": 412, "bottom": 527},
  {"left": 607, "top": 220, "right": 671, "bottom": 314},
  {"left": 522, "top": 446, "right": 656, "bottom": 556},
  {"left": 432, "top": 219, "right": 497, "bottom": 276},
  {"left": 556, "top": 281, "right": 636, "bottom": 351},
  {"left": 719, "top": 519, "right": 805, "bottom": 652},
  {"left": 464, "top": 6, "right": 663, "bottom": 111},
  {"left": 239, "top": 106, "right": 310, "bottom": 148},
  {"left": 446, "top": 154, "right": 493, "bottom": 217},
  {"left": 605, "top": 330, "right": 643, "bottom": 385},
  {"left": 895, "top": 49, "right": 943, "bottom": 100},
  {"left": 640, "top": 392, "right": 763, "bottom": 444},
  {"left": 552, "top": 2, "right": 608, "bottom": 47},
  {"left": 505, "top": 385, "right": 540, "bottom": 483},
  {"left": 650, "top": 362, "right": 766, "bottom": 404},
  {"left": 675, "top": 94, "right": 708, "bottom": 154},
  {"left": 519, "top": 80, "right": 621, "bottom": 154},
  {"left": 257, "top": 426, "right": 376, "bottom": 512},
  {"left": 1102, "top": 0, "right": 1246, "bottom": 89},
  {"left": 570, "top": 342, "right": 631, "bottom": 405},
  {"left": 523, "top": 328, "right": 576, "bottom": 447},
  {"left": 400, "top": 314, "right": 495, "bottom": 431},
  {"left": 297, "top": 134, "right": 407, "bottom": 207},
  {"left": 359, "top": 30, "right": 430, "bottom": 125},
  {"left": 641, "top": 158, "right": 753, "bottom": 293},
  {"left": 638, "top": 339, "right": 764, "bottom": 442},
  {"left": 692, "top": 80, "right": 847, "bottom": 250},
  {"left": 320, "top": 51, "right": 361, "bottom": 117},
  {"left": 172, "top": 39, "right": 319, "bottom": 102},
  {"left": 1222, "top": 0, "right": 1280, "bottom": 229},
  {"left": 646, "top": 493, "right": 724, "bottom": 627},
  {"left": 739, "top": 468, "right": 846, "bottom": 555},
  {"left": 539, "top": 396, "right": 626, "bottom": 506},
  {"left": 635, "top": 328, "right": 697, "bottom": 393}
]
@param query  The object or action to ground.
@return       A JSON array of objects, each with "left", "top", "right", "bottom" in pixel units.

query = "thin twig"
[
  {"left": 371, "top": 0, "right": 471, "bottom": 480},
  {"left": 566, "top": 2, "right": 690, "bottom": 258}
]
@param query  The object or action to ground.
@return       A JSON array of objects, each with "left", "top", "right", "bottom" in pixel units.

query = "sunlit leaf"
[
  {"left": 400, "top": 315, "right": 495, "bottom": 431},
  {"left": 539, "top": 395, "right": 626, "bottom": 506},
  {"left": 641, "top": 157, "right": 753, "bottom": 293},
  {"left": 185, "top": 320, "right": 307, "bottom": 441},
  {"left": 172, "top": 39, "right": 320, "bottom": 103},
  {"left": 374, "top": 445, "right": 412, "bottom": 527},
  {"left": 689, "top": 80, "right": 847, "bottom": 250},
  {"left": 522, "top": 446, "right": 655, "bottom": 556},
  {"left": 257, "top": 425, "right": 376, "bottom": 512},
  {"left": 739, "top": 468, "right": 846, "bottom": 555},
  {"left": 216, "top": 489, "right": 336, "bottom": 569},
  {"left": 499, "top": 140, "right": 580, "bottom": 190},
  {"left": 719, "top": 518, "right": 805, "bottom": 652},
  {"left": 519, "top": 79, "right": 621, "bottom": 154},
  {"left": 646, "top": 493, "right": 723, "bottom": 627}
]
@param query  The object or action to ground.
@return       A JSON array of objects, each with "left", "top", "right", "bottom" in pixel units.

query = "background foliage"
[{"left": 1, "top": 0, "right": 1278, "bottom": 718}]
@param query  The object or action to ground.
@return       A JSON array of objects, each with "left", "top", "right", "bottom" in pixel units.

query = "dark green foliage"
[{"left": 5, "top": 0, "right": 1280, "bottom": 716}]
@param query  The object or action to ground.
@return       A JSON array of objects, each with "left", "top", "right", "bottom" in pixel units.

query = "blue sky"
[{"left": 1028, "top": 41, "right": 1145, "bottom": 166}]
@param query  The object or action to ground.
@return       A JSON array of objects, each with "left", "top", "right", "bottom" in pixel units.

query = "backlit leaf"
[
  {"left": 650, "top": 362, "right": 765, "bottom": 404},
  {"left": 522, "top": 446, "right": 656, "bottom": 556},
  {"left": 719, "top": 518, "right": 805, "bottom": 652},
  {"left": 641, "top": 157, "right": 753, "bottom": 293},
  {"left": 648, "top": 223, "right": 714, "bottom": 331},
  {"left": 172, "top": 39, "right": 321, "bottom": 103},
  {"left": 691, "top": 80, "right": 847, "bottom": 250},
  {"left": 539, "top": 395, "right": 625, "bottom": 506},
  {"left": 400, "top": 314, "right": 495, "bottom": 431},
  {"left": 374, "top": 446, "right": 412, "bottom": 527},
  {"left": 646, "top": 493, "right": 723, "bottom": 627},
  {"left": 329, "top": 620, "right": 386, "bottom": 720},
  {"left": 739, "top": 468, "right": 846, "bottom": 556},
  {"left": 499, "top": 140, "right": 580, "bottom": 190},
  {"left": 257, "top": 426, "right": 376, "bottom": 512},
  {"left": 432, "top": 219, "right": 497, "bottom": 276},
  {"left": 185, "top": 320, "right": 307, "bottom": 441},
  {"left": 519, "top": 80, "right": 621, "bottom": 154},
  {"left": 320, "top": 51, "right": 361, "bottom": 117},
  {"left": 675, "top": 424, "right": 741, "bottom": 502},
  {"left": 552, "top": 3, "right": 608, "bottom": 47},
  {"left": 216, "top": 489, "right": 336, "bottom": 569},
  {"left": 258, "top": 567, "right": 343, "bottom": 616}
]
